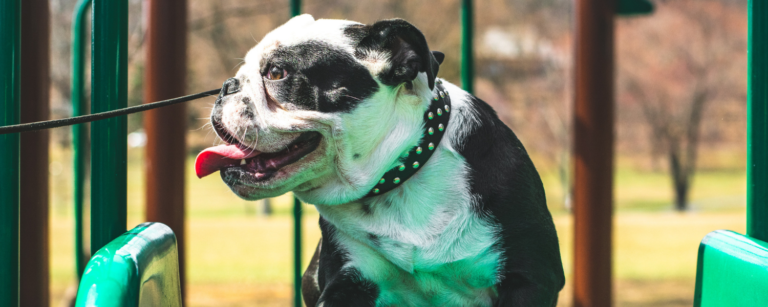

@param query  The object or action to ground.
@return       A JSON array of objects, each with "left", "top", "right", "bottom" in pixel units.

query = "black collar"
[{"left": 364, "top": 79, "right": 451, "bottom": 198}]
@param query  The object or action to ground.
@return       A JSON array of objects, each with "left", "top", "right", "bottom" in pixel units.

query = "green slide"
[{"left": 75, "top": 222, "right": 182, "bottom": 307}]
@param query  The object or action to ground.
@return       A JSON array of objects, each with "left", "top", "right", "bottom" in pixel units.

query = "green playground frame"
[{"left": 693, "top": 1, "right": 768, "bottom": 306}]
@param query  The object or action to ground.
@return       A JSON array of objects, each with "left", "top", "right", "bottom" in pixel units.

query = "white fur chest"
[{"left": 315, "top": 146, "right": 504, "bottom": 306}]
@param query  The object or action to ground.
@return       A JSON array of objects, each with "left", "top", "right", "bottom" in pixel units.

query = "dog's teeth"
[{"left": 240, "top": 159, "right": 246, "bottom": 165}]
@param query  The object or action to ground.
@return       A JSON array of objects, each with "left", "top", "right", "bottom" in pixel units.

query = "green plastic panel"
[
  {"left": 694, "top": 230, "right": 768, "bottom": 306},
  {"left": 75, "top": 222, "right": 182, "bottom": 307}
]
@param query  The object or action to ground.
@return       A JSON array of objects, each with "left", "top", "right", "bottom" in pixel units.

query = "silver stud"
[
  {"left": 379, "top": 178, "right": 385, "bottom": 184},
  {"left": 445, "top": 105, "right": 450, "bottom": 112},
  {"left": 416, "top": 147, "right": 423, "bottom": 154},
  {"left": 373, "top": 188, "right": 380, "bottom": 194},
  {"left": 393, "top": 177, "right": 401, "bottom": 184},
  {"left": 437, "top": 109, "right": 443, "bottom": 116},
  {"left": 428, "top": 127, "right": 434, "bottom": 135},
  {"left": 437, "top": 79, "right": 443, "bottom": 84},
  {"left": 413, "top": 161, "right": 420, "bottom": 169},
  {"left": 428, "top": 112, "right": 434, "bottom": 120},
  {"left": 433, "top": 95, "right": 439, "bottom": 101},
  {"left": 398, "top": 164, "right": 406, "bottom": 171},
  {"left": 440, "top": 91, "right": 445, "bottom": 98},
  {"left": 438, "top": 124, "right": 444, "bottom": 132},
  {"left": 428, "top": 142, "right": 435, "bottom": 150}
]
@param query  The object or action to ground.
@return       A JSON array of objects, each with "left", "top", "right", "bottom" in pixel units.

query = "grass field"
[{"left": 47, "top": 147, "right": 748, "bottom": 306}]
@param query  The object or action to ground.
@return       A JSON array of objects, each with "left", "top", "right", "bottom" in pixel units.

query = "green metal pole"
[
  {"left": 460, "top": 0, "right": 474, "bottom": 94},
  {"left": 293, "top": 197, "right": 302, "bottom": 307},
  {"left": 90, "top": 0, "right": 128, "bottom": 253},
  {"left": 0, "top": 0, "right": 21, "bottom": 305},
  {"left": 748, "top": 0, "right": 768, "bottom": 242},
  {"left": 290, "top": 2, "right": 302, "bottom": 306},
  {"left": 72, "top": 0, "right": 91, "bottom": 279},
  {"left": 290, "top": 0, "right": 301, "bottom": 18}
]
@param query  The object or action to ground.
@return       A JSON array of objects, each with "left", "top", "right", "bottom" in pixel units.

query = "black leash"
[{"left": 0, "top": 88, "right": 221, "bottom": 135}]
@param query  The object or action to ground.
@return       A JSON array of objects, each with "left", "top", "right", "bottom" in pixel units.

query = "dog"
[{"left": 194, "top": 15, "right": 565, "bottom": 307}]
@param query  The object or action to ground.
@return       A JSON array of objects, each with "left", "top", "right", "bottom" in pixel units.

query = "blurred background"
[{"left": 41, "top": 0, "right": 747, "bottom": 306}]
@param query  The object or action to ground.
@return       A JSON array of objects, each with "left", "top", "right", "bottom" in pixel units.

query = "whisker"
[
  {"left": 241, "top": 126, "right": 248, "bottom": 145},
  {"left": 192, "top": 122, "right": 213, "bottom": 131},
  {"left": 232, "top": 60, "right": 245, "bottom": 70},
  {"left": 343, "top": 95, "right": 362, "bottom": 101}
]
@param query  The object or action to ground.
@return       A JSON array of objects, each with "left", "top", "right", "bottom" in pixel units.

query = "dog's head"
[{"left": 195, "top": 15, "right": 444, "bottom": 205}]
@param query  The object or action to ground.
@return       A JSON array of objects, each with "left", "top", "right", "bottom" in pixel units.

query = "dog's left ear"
[{"left": 358, "top": 19, "right": 441, "bottom": 90}]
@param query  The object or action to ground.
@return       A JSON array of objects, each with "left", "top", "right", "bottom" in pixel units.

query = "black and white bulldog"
[{"left": 195, "top": 15, "right": 564, "bottom": 307}]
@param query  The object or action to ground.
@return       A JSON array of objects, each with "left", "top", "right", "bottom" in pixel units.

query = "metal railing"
[
  {"left": 71, "top": 0, "right": 91, "bottom": 280},
  {"left": 0, "top": 0, "right": 21, "bottom": 305},
  {"left": 747, "top": 0, "right": 768, "bottom": 243}
]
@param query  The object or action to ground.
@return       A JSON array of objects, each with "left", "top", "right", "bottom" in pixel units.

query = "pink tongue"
[{"left": 194, "top": 145, "right": 260, "bottom": 178}]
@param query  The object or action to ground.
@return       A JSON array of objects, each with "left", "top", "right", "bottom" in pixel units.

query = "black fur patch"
[
  {"left": 344, "top": 19, "right": 440, "bottom": 90},
  {"left": 361, "top": 203, "right": 372, "bottom": 215},
  {"left": 318, "top": 268, "right": 379, "bottom": 307},
  {"left": 316, "top": 217, "right": 380, "bottom": 306},
  {"left": 367, "top": 233, "right": 379, "bottom": 246},
  {"left": 302, "top": 241, "right": 322, "bottom": 307},
  {"left": 261, "top": 41, "right": 379, "bottom": 113},
  {"left": 457, "top": 97, "right": 565, "bottom": 306},
  {"left": 317, "top": 217, "right": 346, "bottom": 290}
]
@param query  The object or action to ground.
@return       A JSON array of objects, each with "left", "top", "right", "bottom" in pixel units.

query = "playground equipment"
[
  {"left": 75, "top": 223, "right": 182, "bottom": 306},
  {"left": 693, "top": 1, "right": 768, "bottom": 306},
  {"left": 0, "top": 0, "right": 21, "bottom": 303},
  {"left": 6, "top": 0, "right": 766, "bottom": 306}
]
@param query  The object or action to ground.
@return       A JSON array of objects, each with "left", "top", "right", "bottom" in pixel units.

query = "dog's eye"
[{"left": 266, "top": 65, "right": 286, "bottom": 80}]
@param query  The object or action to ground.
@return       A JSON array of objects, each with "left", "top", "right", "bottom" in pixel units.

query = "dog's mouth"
[{"left": 194, "top": 131, "right": 323, "bottom": 181}]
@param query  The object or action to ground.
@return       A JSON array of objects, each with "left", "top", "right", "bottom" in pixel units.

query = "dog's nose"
[
  {"left": 221, "top": 78, "right": 241, "bottom": 97},
  {"left": 217, "top": 78, "right": 241, "bottom": 105}
]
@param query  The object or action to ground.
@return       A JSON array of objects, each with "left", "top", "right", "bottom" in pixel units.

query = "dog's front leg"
[{"left": 316, "top": 268, "right": 378, "bottom": 307}]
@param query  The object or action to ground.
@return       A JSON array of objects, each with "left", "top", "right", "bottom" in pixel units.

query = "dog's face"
[{"left": 195, "top": 15, "right": 443, "bottom": 205}]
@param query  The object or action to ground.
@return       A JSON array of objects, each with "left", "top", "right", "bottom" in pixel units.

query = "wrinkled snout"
[
  {"left": 211, "top": 77, "right": 257, "bottom": 147},
  {"left": 196, "top": 74, "right": 329, "bottom": 190},
  {"left": 213, "top": 75, "right": 283, "bottom": 153},
  {"left": 210, "top": 76, "right": 308, "bottom": 154}
]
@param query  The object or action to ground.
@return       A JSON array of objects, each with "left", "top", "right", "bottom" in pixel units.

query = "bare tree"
[{"left": 618, "top": 0, "right": 747, "bottom": 210}]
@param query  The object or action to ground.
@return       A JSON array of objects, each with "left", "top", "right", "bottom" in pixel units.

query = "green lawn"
[{"left": 47, "top": 147, "right": 748, "bottom": 306}]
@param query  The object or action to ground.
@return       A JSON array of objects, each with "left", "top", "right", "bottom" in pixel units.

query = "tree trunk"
[
  {"left": 669, "top": 148, "right": 690, "bottom": 211},
  {"left": 674, "top": 177, "right": 689, "bottom": 211}
]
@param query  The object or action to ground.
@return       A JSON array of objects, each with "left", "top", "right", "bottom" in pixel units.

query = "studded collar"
[{"left": 364, "top": 79, "right": 451, "bottom": 198}]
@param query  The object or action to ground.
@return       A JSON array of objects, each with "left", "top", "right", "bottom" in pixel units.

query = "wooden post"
[
  {"left": 573, "top": 0, "right": 615, "bottom": 306},
  {"left": 20, "top": 0, "right": 50, "bottom": 305},
  {"left": 144, "top": 0, "right": 188, "bottom": 302}
]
